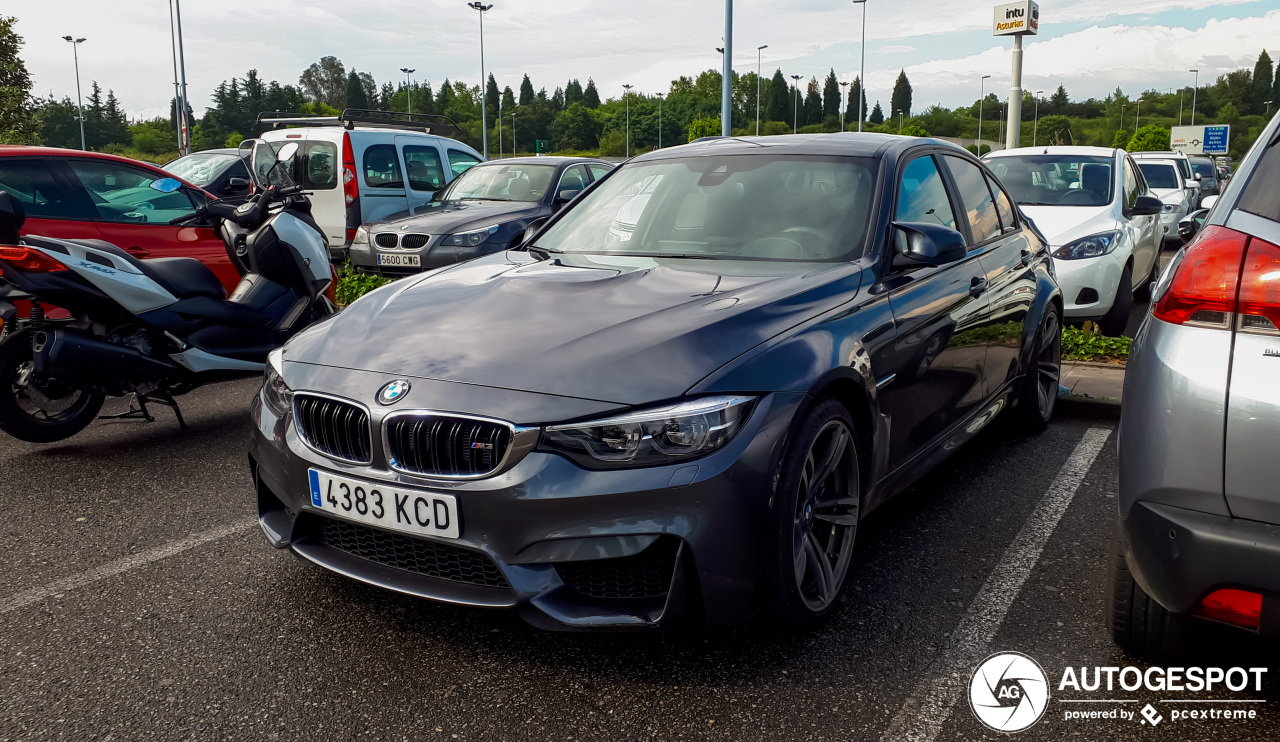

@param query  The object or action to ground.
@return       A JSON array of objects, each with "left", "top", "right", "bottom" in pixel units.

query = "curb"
[{"left": 1056, "top": 395, "right": 1122, "bottom": 421}]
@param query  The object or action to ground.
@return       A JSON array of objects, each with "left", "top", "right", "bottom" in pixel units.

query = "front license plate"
[
  {"left": 307, "top": 469, "right": 459, "bottom": 540},
  {"left": 376, "top": 252, "right": 421, "bottom": 267}
]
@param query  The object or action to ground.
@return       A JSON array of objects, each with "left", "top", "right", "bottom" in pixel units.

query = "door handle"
[{"left": 969, "top": 277, "right": 988, "bottom": 298}]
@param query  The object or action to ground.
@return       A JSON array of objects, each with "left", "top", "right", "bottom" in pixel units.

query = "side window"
[
  {"left": 67, "top": 160, "right": 195, "bottom": 225},
  {"left": 447, "top": 150, "right": 481, "bottom": 178},
  {"left": 943, "top": 156, "right": 1001, "bottom": 244},
  {"left": 986, "top": 172, "right": 1017, "bottom": 232},
  {"left": 1239, "top": 138, "right": 1280, "bottom": 222},
  {"left": 0, "top": 160, "right": 73, "bottom": 219},
  {"left": 303, "top": 141, "right": 337, "bottom": 190},
  {"left": 362, "top": 144, "right": 403, "bottom": 189},
  {"left": 895, "top": 155, "right": 957, "bottom": 231},
  {"left": 556, "top": 165, "right": 590, "bottom": 197},
  {"left": 588, "top": 164, "right": 612, "bottom": 181},
  {"left": 1122, "top": 159, "right": 1141, "bottom": 210},
  {"left": 403, "top": 146, "right": 445, "bottom": 191}
]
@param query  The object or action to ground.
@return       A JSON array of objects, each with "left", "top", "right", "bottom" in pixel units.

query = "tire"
[
  {"left": 764, "top": 398, "right": 861, "bottom": 630},
  {"left": 1015, "top": 303, "right": 1061, "bottom": 432},
  {"left": 1106, "top": 520, "right": 1191, "bottom": 659},
  {"left": 1098, "top": 263, "right": 1134, "bottom": 337},
  {"left": 0, "top": 332, "right": 105, "bottom": 443}
]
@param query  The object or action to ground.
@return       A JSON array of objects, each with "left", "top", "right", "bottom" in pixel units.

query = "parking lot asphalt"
[{"left": 1, "top": 379, "right": 1276, "bottom": 741}]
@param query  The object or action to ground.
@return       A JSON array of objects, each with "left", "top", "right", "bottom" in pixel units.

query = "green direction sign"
[{"left": 535, "top": 139, "right": 551, "bottom": 154}]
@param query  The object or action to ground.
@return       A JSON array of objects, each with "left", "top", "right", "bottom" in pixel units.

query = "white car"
[
  {"left": 260, "top": 110, "right": 484, "bottom": 260},
  {"left": 1131, "top": 150, "right": 1202, "bottom": 210},
  {"left": 985, "top": 146, "right": 1163, "bottom": 336},
  {"left": 1133, "top": 159, "right": 1192, "bottom": 247}
]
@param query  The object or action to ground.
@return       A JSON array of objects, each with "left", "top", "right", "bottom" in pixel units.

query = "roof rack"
[{"left": 255, "top": 109, "right": 461, "bottom": 137}]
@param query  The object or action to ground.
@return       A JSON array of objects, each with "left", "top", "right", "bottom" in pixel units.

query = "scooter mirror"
[{"left": 276, "top": 142, "right": 299, "bottom": 162}]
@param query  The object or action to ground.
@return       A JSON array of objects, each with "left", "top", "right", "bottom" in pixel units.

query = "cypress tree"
[
  {"left": 823, "top": 69, "right": 840, "bottom": 119},
  {"left": 501, "top": 86, "right": 516, "bottom": 112},
  {"left": 845, "top": 76, "right": 867, "bottom": 123},
  {"left": 767, "top": 69, "right": 789, "bottom": 122},
  {"left": 803, "top": 77, "right": 822, "bottom": 127},
  {"left": 890, "top": 70, "right": 912, "bottom": 119},
  {"left": 1253, "top": 50, "right": 1274, "bottom": 115},
  {"left": 869, "top": 101, "right": 884, "bottom": 125},
  {"left": 565, "top": 79, "right": 584, "bottom": 107},
  {"left": 518, "top": 74, "right": 535, "bottom": 106},
  {"left": 486, "top": 73, "right": 500, "bottom": 115},
  {"left": 345, "top": 70, "right": 368, "bottom": 109},
  {"left": 583, "top": 78, "right": 601, "bottom": 108}
]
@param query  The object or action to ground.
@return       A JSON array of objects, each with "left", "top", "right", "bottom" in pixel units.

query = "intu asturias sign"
[{"left": 994, "top": 0, "right": 1040, "bottom": 36}]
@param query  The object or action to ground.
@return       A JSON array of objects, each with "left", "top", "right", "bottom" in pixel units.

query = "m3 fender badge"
[
  {"left": 376, "top": 379, "right": 411, "bottom": 405},
  {"left": 1265, "top": 349, "right": 1280, "bottom": 358}
]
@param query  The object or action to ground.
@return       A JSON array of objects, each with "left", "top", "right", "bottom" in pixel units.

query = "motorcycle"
[{"left": 0, "top": 139, "right": 335, "bottom": 443}]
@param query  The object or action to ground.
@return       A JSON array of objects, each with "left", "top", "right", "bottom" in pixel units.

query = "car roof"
[
  {"left": 0, "top": 145, "right": 209, "bottom": 193},
  {"left": 472, "top": 156, "right": 604, "bottom": 167},
  {"left": 1130, "top": 150, "right": 1187, "bottom": 158},
  {"left": 628, "top": 132, "right": 963, "bottom": 162},
  {"left": 986, "top": 145, "right": 1117, "bottom": 158}
]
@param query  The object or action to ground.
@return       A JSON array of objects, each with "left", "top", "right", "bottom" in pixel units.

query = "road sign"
[
  {"left": 1172, "top": 124, "right": 1230, "bottom": 155},
  {"left": 535, "top": 139, "right": 551, "bottom": 155}
]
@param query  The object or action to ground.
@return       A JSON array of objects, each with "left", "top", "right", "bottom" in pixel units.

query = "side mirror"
[
  {"left": 521, "top": 216, "right": 550, "bottom": 247},
  {"left": 1184, "top": 178, "right": 1200, "bottom": 190},
  {"left": 149, "top": 177, "right": 184, "bottom": 194},
  {"left": 1193, "top": 172, "right": 1203, "bottom": 181},
  {"left": 227, "top": 177, "right": 250, "bottom": 192},
  {"left": 1132, "top": 195, "right": 1163, "bottom": 216},
  {"left": 1200, "top": 194, "right": 1218, "bottom": 210},
  {"left": 1177, "top": 213, "right": 1202, "bottom": 242},
  {"left": 890, "top": 222, "right": 968, "bottom": 269},
  {"left": 555, "top": 189, "right": 579, "bottom": 204}
]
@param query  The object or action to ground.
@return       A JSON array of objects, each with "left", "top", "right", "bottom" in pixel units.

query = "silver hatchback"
[{"left": 1110, "top": 114, "right": 1280, "bottom": 657}]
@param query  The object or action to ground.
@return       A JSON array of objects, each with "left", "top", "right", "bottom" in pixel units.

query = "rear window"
[
  {"left": 1238, "top": 138, "right": 1280, "bottom": 222},
  {"left": 270, "top": 140, "right": 337, "bottom": 191},
  {"left": 986, "top": 154, "right": 1113, "bottom": 207},
  {"left": 1137, "top": 163, "right": 1180, "bottom": 190},
  {"left": 1192, "top": 161, "right": 1216, "bottom": 178}
]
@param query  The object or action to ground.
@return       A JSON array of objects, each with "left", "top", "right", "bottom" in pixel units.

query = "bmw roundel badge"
[{"left": 376, "top": 379, "right": 411, "bottom": 405}]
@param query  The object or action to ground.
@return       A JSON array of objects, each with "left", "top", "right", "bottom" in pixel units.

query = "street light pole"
[
  {"left": 173, "top": 0, "right": 190, "bottom": 154},
  {"left": 656, "top": 93, "right": 664, "bottom": 149},
  {"left": 167, "top": 0, "right": 182, "bottom": 149},
  {"left": 468, "top": 2, "right": 493, "bottom": 159},
  {"left": 510, "top": 112, "right": 517, "bottom": 155},
  {"left": 756, "top": 44, "right": 767, "bottom": 136},
  {"left": 400, "top": 68, "right": 415, "bottom": 114},
  {"left": 839, "top": 81, "right": 849, "bottom": 132},
  {"left": 977, "top": 74, "right": 991, "bottom": 153},
  {"left": 896, "top": 109, "right": 903, "bottom": 132},
  {"left": 497, "top": 99, "right": 503, "bottom": 159},
  {"left": 721, "top": 0, "right": 733, "bottom": 137},
  {"left": 1267, "top": 100, "right": 1275, "bottom": 118},
  {"left": 1032, "top": 90, "right": 1043, "bottom": 146},
  {"left": 1189, "top": 69, "right": 1199, "bottom": 125},
  {"left": 62, "top": 36, "right": 87, "bottom": 151},
  {"left": 790, "top": 74, "right": 802, "bottom": 133},
  {"left": 853, "top": 0, "right": 867, "bottom": 132},
  {"left": 622, "top": 84, "right": 633, "bottom": 157},
  {"left": 1135, "top": 97, "right": 1142, "bottom": 130}
]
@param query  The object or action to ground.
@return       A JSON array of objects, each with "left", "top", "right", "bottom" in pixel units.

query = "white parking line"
[
  {"left": 0, "top": 518, "right": 256, "bottom": 616},
  {"left": 879, "top": 426, "right": 1113, "bottom": 742}
]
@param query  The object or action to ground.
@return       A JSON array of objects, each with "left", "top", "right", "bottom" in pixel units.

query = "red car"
[{"left": 0, "top": 146, "right": 241, "bottom": 293}]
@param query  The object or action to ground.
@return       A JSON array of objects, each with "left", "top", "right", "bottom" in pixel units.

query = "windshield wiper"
[
  {"left": 460, "top": 197, "right": 513, "bottom": 202},
  {"left": 526, "top": 244, "right": 563, "bottom": 260}
]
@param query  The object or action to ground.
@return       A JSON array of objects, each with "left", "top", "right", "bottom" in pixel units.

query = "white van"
[{"left": 259, "top": 110, "right": 483, "bottom": 260}]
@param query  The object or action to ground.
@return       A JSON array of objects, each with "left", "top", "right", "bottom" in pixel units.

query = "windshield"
[
  {"left": 1192, "top": 162, "right": 1216, "bottom": 178},
  {"left": 442, "top": 163, "right": 555, "bottom": 202},
  {"left": 985, "top": 155, "right": 1113, "bottom": 207},
  {"left": 162, "top": 153, "right": 238, "bottom": 187},
  {"left": 532, "top": 155, "right": 877, "bottom": 262},
  {"left": 1137, "top": 162, "right": 1180, "bottom": 190}
]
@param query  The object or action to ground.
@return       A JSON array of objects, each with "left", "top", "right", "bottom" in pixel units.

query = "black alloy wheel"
[
  {"left": 0, "top": 332, "right": 104, "bottom": 443},
  {"left": 766, "top": 398, "right": 861, "bottom": 629},
  {"left": 1017, "top": 304, "right": 1061, "bottom": 431}
]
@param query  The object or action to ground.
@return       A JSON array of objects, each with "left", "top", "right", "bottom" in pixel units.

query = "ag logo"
[
  {"left": 376, "top": 379, "right": 411, "bottom": 405},
  {"left": 969, "top": 652, "right": 1049, "bottom": 733}
]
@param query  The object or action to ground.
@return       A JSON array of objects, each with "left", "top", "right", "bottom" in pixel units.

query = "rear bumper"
[{"left": 1122, "top": 501, "right": 1280, "bottom": 635}]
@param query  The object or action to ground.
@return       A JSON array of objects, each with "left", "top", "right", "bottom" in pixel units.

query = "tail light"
[
  {"left": 1154, "top": 226, "right": 1280, "bottom": 333},
  {"left": 0, "top": 246, "right": 69, "bottom": 273},
  {"left": 342, "top": 132, "right": 360, "bottom": 247},
  {"left": 1196, "top": 588, "right": 1262, "bottom": 629}
]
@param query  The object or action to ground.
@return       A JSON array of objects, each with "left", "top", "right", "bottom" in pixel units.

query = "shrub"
[
  {"left": 1062, "top": 323, "right": 1131, "bottom": 362},
  {"left": 334, "top": 263, "right": 390, "bottom": 306}
]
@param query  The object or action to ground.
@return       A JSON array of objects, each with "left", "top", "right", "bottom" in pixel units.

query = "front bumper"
[
  {"left": 248, "top": 366, "right": 805, "bottom": 630},
  {"left": 349, "top": 237, "right": 506, "bottom": 277},
  {"left": 1121, "top": 502, "right": 1280, "bottom": 635},
  {"left": 1159, "top": 210, "right": 1185, "bottom": 242},
  {"left": 1052, "top": 249, "right": 1126, "bottom": 319}
]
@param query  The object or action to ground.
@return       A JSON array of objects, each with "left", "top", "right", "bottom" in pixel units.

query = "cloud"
[
  {"left": 847, "top": 9, "right": 1280, "bottom": 109},
  {"left": 876, "top": 45, "right": 916, "bottom": 54}
]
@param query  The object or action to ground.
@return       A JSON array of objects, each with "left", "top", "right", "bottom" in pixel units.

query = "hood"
[
  {"left": 372, "top": 200, "right": 543, "bottom": 235},
  {"left": 1149, "top": 188, "right": 1184, "bottom": 205},
  {"left": 1018, "top": 204, "right": 1118, "bottom": 247},
  {"left": 286, "top": 252, "right": 862, "bottom": 405}
]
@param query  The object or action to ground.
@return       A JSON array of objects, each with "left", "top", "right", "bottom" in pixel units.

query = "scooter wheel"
[{"left": 0, "top": 331, "right": 105, "bottom": 443}]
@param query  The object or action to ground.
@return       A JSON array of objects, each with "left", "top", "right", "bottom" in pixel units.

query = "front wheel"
[
  {"left": 0, "top": 332, "right": 105, "bottom": 443},
  {"left": 765, "top": 398, "right": 861, "bottom": 630},
  {"left": 1098, "top": 264, "right": 1134, "bottom": 337},
  {"left": 1015, "top": 304, "right": 1061, "bottom": 431}
]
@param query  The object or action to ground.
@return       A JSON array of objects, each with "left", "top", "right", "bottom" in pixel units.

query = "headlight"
[
  {"left": 541, "top": 396, "right": 756, "bottom": 469},
  {"left": 1052, "top": 231, "right": 1122, "bottom": 260},
  {"left": 444, "top": 224, "right": 500, "bottom": 247},
  {"left": 352, "top": 226, "right": 369, "bottom": 245},
  {"left": 1162, "top": 203, "right": 1176, "bottom": 213},
  {"left": 261, "top": 347, "right": 293, "bottom": 416}
]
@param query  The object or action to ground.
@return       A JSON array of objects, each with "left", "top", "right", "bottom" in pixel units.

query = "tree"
[
  {"left": 890, "top": 70, "right": 912, "bottom": 119},
  {"left": 1215, "top": 69, "right": 1254, "bottom": 115},
  {"left": 803, "top": 78, "right": 822, "bottom": 127},
  {"left": 345, "top": 70, "right": 368, "bottom": 109},
  {"left": 549, "top": 102, "right": 599, "bottom": 150},
  {"left": 1048, "top": 84, "right": 1070, "bottom": 115},
  {"left": 688, "top": 116, "right": 720, "bottom": 141},
  {"left": 822, "top": 69, "right": 840, "bottom": 119},
  {"left": 900, "top": 123, "right": 930, "bottom": 137},
  {"left": 1253, "top": 50, "right": 1274, "bottom": 115},
  {"left": 486, "top": 73, "right": 500, "bottom": 116},
  {"left": 1112, "top": 129, "right": 1131, "bottom": 149},
  {"left": 435, "top": 78, "right": 455, "bottom": 112},
  {"left": 299, "top": 56, "right": 347, "bottom": 109},
  {"left": 501, "top": 86, "right": 515, "bottom": 112},
  {"left": 1036, "top": 114, "right": 1073, "bottom": 145},
  {"left": 0, "top": 16, "right": 39, "bottom": 144},
  {"left": 845, "top": 76, "right": 867, "bottom": 123},
  {"left": 766, "top": 69, "right": 789, "bottom": 123},
  {"left": 583, "top": 78, "right": 601, "bottom": 108},
  {"left": 1126, "top": 124, "right": 1169, "bottom": 152},
  {"left": 518, "top": 74, "right": 535, "bottom": 106},
  {"left": 869, "top": 101, "right": 884, "bottom": 125},
  {"left": 564, "top": 79, "right": 584, "bottom": 107}
]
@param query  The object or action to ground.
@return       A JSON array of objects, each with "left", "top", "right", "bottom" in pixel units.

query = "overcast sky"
[{"left": 14, "top": 0, "right": 1280, "bottom": 121}]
